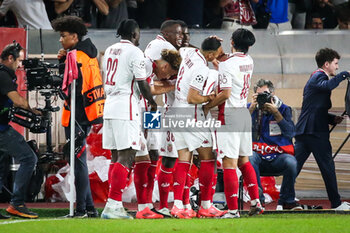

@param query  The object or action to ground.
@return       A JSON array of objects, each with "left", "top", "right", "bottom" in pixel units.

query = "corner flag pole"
[{"left": 69, "top": 79, "right": 76, "bottom": 217}]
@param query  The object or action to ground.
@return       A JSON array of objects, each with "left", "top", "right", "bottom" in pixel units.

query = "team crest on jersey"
[{"left": 195, "top": 74, "right": 204, "bottom": 83}]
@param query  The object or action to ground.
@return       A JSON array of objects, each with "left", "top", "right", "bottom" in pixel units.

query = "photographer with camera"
[
  {"left": 52, "top": 16, "right": 105, "bottom": 218},
  {"left": 295, "top": 48, "right": 350, "bottom": 211},
  {"left": 0, "top": 42, "right": 40, "bottom": 219},
  {"left": 248, "top": 79, "right": 301, "bottom": 210}
]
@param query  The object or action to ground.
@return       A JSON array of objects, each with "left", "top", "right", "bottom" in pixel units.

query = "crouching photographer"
[
  {"left": 0, "top": 42, "right": 40, "bottom": 219},
  {"left": 248, "top": 79, "right": 301, "bottom": 210}
]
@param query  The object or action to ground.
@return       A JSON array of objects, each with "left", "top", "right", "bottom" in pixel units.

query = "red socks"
[
  {"left": 198, "top": 160, "right": 215, "bottom": 201},
  {"left": 240, "top": 161, "right": 259, "bottom": 200},
  {"left": 134, "top": 161, "right": 150, "bottom": 204},
  {"left": 224, "top": 168, "right": 239, "bottom": 210},
  {"left": 157, "top": 164, "right": 174, "bottom": 209},
  {"left": 108, "top": 162, "right": 115, "bottom": 185},
  {"left": 147, "top": 160, "right": 158, "bottom": 203},
  {"left": 211, "top": 173, "right": 218, "bottom": 202},
  {"left": 108, "top": 162, "right": 130, "bottom": 201},
  {"left": 173, "top": 162, "right": 190, "bottom": 201},
  {"left": 183, "top": 172, "right": 193, "bottom": 206}
]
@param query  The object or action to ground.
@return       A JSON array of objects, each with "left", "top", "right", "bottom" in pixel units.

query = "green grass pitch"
[{"left": 1, "top": 213, "right": 350, "bottom": 233}]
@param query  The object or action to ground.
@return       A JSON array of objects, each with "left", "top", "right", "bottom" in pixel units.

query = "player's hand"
[
  {"left": 209, "top": 35, "right": 223, "bottom": 42},
  {"left": 150, "top": 104, "right": 157, "bottom": 112},
  {"left": 203, "top": 105, "right": 210, "bottom": 117},
  {"left": 207, "top": 93, "right": 216, "bottom": 102},
  {"left": 334, "top": 116, "right": 344, "bottom": 124},
  {"left": 57, "top": 49, "right": 67, "bottom": 60}
]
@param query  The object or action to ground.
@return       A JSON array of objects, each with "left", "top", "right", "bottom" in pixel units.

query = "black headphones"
[{"left": 0, "top": 40, "right": 23, "bottom": 60}]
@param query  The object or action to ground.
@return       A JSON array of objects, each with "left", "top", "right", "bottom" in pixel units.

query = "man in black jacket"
[
  {"left": 295, "top": 48, "right": 350, "bottom": 210},
  {"left": 0, "top": 42, "right": 40, "bottom": 219},
  {"left": 52, "top": 15, "right": 104, "bottom": 218}
]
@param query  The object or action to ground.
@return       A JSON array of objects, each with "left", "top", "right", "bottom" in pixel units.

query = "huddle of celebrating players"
[{"left": 100, "top": 19, "right": 262, "bottom": 219}]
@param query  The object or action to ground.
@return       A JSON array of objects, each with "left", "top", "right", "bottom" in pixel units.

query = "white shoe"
[
  {"left": 101, "top": 206, "right": 134, "bottom": 219},
  {"left": 276, "top": 205, "right": 283, "bottom": 211},
  {"left": 334, "top": 202, "right": 350, "bottom": 211},
  {"left": 221, "top": 211, "right": 240, "bottom": 219},
  {"left": 157, "top": 208, "right": 172, "bottom": 217}
]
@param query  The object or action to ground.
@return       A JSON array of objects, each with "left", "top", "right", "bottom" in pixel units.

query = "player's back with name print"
[
  {"left": 103, "top": 40, "right": 146, "bottom": 97},
  {"left": 220, "top": 52, "right": 253, "bottom": 107}
]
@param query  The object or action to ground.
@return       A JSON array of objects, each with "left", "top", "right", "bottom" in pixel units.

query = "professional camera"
[
  {"left": 8, "top": 107, "right": 48, "bottom": 133},
  {"left": 257, "top": 91, "right": 272, "bottom": 109},
  {"left": 23, "top": 58, "right": 63, "bottom": 90}
]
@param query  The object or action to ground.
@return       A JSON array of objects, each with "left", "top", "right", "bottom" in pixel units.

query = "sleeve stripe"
[
  {"left": 135, "top": 77, "right": 147, "bottom": 80},
  {"left": 189, "top": 85, "right": 202, "bottom": 92}
]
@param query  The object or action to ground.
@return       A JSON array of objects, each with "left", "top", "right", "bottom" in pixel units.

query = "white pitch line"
[{"left": 0, "top": 218, "right": 67, "bottom": 225}]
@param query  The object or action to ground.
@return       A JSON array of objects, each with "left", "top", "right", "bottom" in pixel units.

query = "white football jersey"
[
  {"left": 144, "top": 35, "right": 176, "bottom": 60},
  {"left": 144, "top": 35, "right": 177, "bottom": 107},
  {"left": 218, "top": 52, "right": 254, "bottom": 123},
  {"left": 139, "top": 58, "right": 156, "bottom": 112},
  {"left": 173, "top": 48, "right": 209, "bottom": 117},
  {"left": 102, "top": 39, "right": 147, "bottom": 120},
  {"left": 202, "top": 69, "right": 219, "bottom": 96}
]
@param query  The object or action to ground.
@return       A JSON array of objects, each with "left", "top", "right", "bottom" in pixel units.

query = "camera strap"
[{"left": 256, "top": 110, "right": 263, "bottom": 141}]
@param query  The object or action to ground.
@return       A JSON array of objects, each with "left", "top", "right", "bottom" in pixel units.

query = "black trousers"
[{"left": 295, "top": 134, "right": 341, "bottom": 208}]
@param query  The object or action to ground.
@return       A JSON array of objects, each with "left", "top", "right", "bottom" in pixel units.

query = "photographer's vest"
[
  {"left": 251, "top": 104, "right": 294, "bottom": 160},
  {"left": 61, "top": 51, "right": 105, "bottom": 127}
]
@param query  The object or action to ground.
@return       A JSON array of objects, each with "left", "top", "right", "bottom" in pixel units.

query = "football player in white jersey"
[
  {"left": 170, "top": 37, "right": 226, "bottom": 219},
  {"left": 144, "top": 20, "right": 183, "bottom": 60},
  {"left": 100, "top": 19, "right": 158, "bottom": 219},
  {"left": 134, "top": 49, "right": 181, "bottom": 218},
  {"left": 203, "top": 29, "right": 263, "bottom": 218},
  {"left": 143, "top": 20, "right": 183, "bottom": 217}
]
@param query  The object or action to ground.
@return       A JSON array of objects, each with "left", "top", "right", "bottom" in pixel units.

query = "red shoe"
[
  {"left": 136, "top": 207, "right": 164, "bottom": 219},
  {"left": 197, "top": 205, "right": 226, "bottom": 218},
  {"left": 185, "top": 208, "right": 197, "bottom": 218},
  {"left": 171, "top": 206, "right": 191, "bottom": 219}
]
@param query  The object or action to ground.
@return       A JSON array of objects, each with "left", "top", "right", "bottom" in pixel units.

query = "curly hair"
[
  {"left": 52, "top": 16, "right": 87, "bottom": 41},
  {"left": 161, "top": 49, "right": 182, "bottom": 71}
]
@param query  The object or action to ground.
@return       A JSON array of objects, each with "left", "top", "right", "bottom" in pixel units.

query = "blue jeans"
[
  {"left": 64, "top": 125, "right": 94, "bottom": 212},
  {"left": 249, "top": 152, "right": 297, "bottom": 204},
  {"left": 0, "top": 126, "right": 37, "bottom": 206}
]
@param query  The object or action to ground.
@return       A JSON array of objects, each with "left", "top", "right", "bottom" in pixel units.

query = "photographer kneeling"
[
  {"left": 248, "top": 79, "right": 302, "bottom": 210},
  {"left": 0, "top": 42, "right": 40, "bottom": 219}
]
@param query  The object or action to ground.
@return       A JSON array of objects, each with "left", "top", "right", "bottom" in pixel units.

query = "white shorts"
[
  {"left": 103, "top": 119, "right": 142, "bottom": 151},
  {"left": 173, "top": 129, "right": 213, "bottom": 152},
  {"left": 216, "top": 107, "right": 252, "bottom": 159},
  {"left": 159, "top": 130, "right": 178, "bottom": 158},
  {"left": 146, "top": 130, "right": 160, "bottom": 151},
  {"left": 216, "top": 131, "right": 252, "bottom": 159}
]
